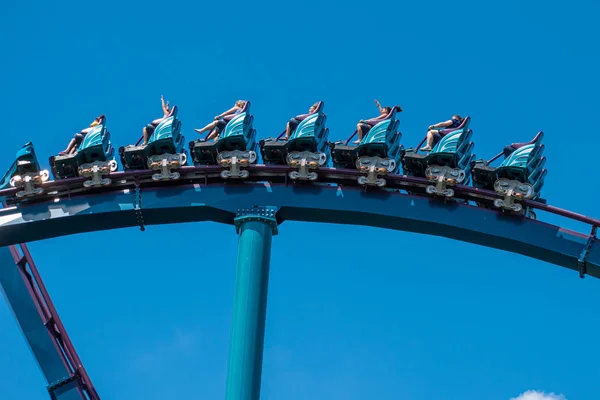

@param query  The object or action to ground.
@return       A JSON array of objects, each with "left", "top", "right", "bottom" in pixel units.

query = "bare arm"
[
  {"left": 161, "top": 96, "right": 169, "bottom": 114},
  {"left": 374, "top": 99, "right": 384, "bottom": 114},
  {"left": 429, "top": 119, "right": 453, "bottom": 129},
  {"left": 216, "top": 106, "right": 241, "bottom": 118},
  {"left": 361, "top": 113, "right": 389, "bottom": 125}
]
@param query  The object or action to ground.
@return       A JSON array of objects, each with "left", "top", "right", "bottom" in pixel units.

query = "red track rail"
[{"left": 8, "top": 243, "right": 100, "bottom": 400}]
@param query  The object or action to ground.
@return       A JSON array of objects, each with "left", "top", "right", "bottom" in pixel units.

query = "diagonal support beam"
[{"left": 0, "top": 244, "right": 99, "bottom": 400}]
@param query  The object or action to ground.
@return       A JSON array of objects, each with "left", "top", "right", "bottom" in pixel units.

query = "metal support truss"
[
  {"left": 579, "top": 226, "right": 598, "bottom": 278},
  {"left": 0, "top": 244, "right": 100, "bottom": 400},
  {"left": 133, "top": 176, "right": 145, "bottom": 232}
]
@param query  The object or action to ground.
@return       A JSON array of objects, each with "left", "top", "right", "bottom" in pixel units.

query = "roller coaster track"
[{"left": 1, "top": 164, "right": 598, "bottom": 399}]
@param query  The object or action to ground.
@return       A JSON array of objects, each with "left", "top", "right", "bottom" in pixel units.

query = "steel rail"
[{"left": 1, "top": 164, "right": 598, "bottom": 229}]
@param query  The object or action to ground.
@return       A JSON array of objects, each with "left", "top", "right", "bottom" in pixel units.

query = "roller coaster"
[{"left": 0, "top": 100, "right": 598, "bottom": 400}]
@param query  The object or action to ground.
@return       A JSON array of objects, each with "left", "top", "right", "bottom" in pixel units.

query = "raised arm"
[
  {"left": 374, "top": 99, "right": 384, "bottom": 114},
  {"left": 161, "top": 95, "right": 169, "bottom": 114}
]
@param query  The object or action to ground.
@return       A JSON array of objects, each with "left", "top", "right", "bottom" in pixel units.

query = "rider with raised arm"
[
  {"left": 59, "top": 115, "right": 105, "bottom": 155},
  {"left": 284, "top": 102, "right": 319, "bottom": 140},
  {"left": 353, "top": 99, "right": 393, "bottom": 144},
  {"left": 142, "top": 95, "right": 171, "bottom": 146},
  {"left": 194, "top": 100, "right": 246, "bottom": 142},
  {"left": 420, "top": 114, "right": 464, "bottom": 152}
]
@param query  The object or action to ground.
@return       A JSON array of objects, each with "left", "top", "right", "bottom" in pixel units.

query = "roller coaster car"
[
  {"left": 472, "top": 131, "right": 547, "bottom": 213},
  {"left": 189, "top": 101, "right": 257, "bottom": 179},
  {"left": 120, "top": 106, "right": 187, "bottom": 181},
  {"left": 1, "top": 142, "right": 49, "bottom": 198},
  {"left": 49, "top": 116, "right": 117, "bottom": 184},
  {"left": 259, "top": 101, "right": 329, "bottom": 181},
  {"left": 402, "top": 117, "right": 474, "bottom": 198},
  {"left": 330, "top": 106, "right": 403, "bottom": 187}
]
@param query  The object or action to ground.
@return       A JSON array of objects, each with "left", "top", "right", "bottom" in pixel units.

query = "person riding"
[
  {"left": 284, "top": 102, "right": 320, "bottom": 140},
  {"left": 194, "top": 100, "right": 247, "bottom": 142},
  {"left": 353, "top": 100, "right": 398, "bottom": 144},
  {"left": 142, "top": 95, "right": 171, "bottom": 145},
  {"left": 59, "top": 114, "right": 105, "bottom": 155},
  {"left": 420, "top": 114, "right": 464, "bottom": 152}
]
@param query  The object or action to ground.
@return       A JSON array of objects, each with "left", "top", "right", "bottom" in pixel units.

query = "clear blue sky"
[{"left": 1, "top": 1, "right": 599, "bottom": 399}]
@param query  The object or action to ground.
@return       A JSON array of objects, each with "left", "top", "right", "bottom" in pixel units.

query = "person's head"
[
  {"left": 309, "top": 102, "right": 320, "bottom": 113},
  {"left": 452, "top": 114, "right": 463, "bottom": 121},
  {"left": 382, "top": 106, "right": 392, "bottom": 114},
  {"left": 90, "top": 114, "right": 104, "bottom": 126},
  {"left": 235, "top": 100, "right": 246, "bottom": 108}
]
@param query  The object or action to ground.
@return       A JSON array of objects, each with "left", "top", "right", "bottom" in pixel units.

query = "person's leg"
[
  {"left": 285, "top": 118, "right": 300, "bottom": 140},
  {"left": 69, "top": 134, "right": 85, "bottom": 154},
  {"left": 503, "top": 145, "right": 515, "bottom": 159},
  {"left": 353, "top": 123, "right": 363, "bottom": 144},
  {"left": 206, "top": 120, "right": 227, "bottom": 141},
  {"left": 194, "top": 120, "right": 218, "bottom": 134},
  {"left": 354, "top": 123, "right": 371, "bottom": 144},
  {"left": 143, "top": 125, "right": 155, "bottom": 145},
  {"left": 61, "top": 138, "right": 77, "bottom": 155},
  {"left": 206, "top": 127, "right": 221, "bottom": 141},
  {"left": 420, "top": 130, "right": 438, "bottom": 151}
]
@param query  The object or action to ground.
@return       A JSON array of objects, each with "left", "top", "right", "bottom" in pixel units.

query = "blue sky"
[{"left": 1, "top": 0, "right": 600, "bottom": 399}]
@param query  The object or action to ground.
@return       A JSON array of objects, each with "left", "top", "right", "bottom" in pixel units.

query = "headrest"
[{"left": 313, "top": 101, "right": 324, "bottom": 113}]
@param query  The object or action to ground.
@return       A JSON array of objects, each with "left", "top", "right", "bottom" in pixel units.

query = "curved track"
[{"left": 1, "top": 165, "right": 598, "bottom": 278}]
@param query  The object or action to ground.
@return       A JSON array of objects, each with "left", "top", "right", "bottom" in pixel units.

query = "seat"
[
  {"left": 146, "top": 106, "right": 184, "bottom": 155},
  {"left": 331, "top": 105, "right": 402, "bottom": 169},
  {"left": 77, "top": 116, "right": 114, "bottom": 164},
  {"left": 120, "top": 106, "right": 185, "bottom": 171},
  {"left": 0, "top": 143, "right": 41, "bottom": 190},
  {"left": 471, "top": 131, "right": 547, "bottom": 199},
  {"left": 428, "top": 128, "right": 474, "bottom": 169},
  {"left": 219, "top": 101, "right": 255, "bottom": 149},
  {"left": 50, "top": 117, "right": 116, "bottom": 179},
  {"left": 261, "top": 101, "right": 328, "bottom": 165},
  {"left": 509, "top": 131, "right": 543, "bottom": 150},
  {"left": 189, "top": 101, "right": 256, "bottom": 165},
  {"left": 497, "top": 141, "right": 545, "bottom": 182},
  {"left": 403, "top": 127, "right": 474, "bottom": 179}
]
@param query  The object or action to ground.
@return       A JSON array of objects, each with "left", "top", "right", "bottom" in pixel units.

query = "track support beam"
[
  {"left": 0, "top": 244, "right": 99, "bottom": 400},
  {"left": 579, "top": 226, "right": 597, "bottom": 278},
  {"left": 225, "top": 206, "right": 278, "bottom": 400}
]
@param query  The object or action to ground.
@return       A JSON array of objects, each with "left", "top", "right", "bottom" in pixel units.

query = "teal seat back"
[
  {"left": 221, "top": 112, "right": 248, "bottom": 139},
  {"left": 0, "top": 143, "right": 41, "bottom": 190},
  {"left": 289, "top": 101, "right": 326, "bottom": 142},
  {"left": 219, "top": 101, "right": 255, "bottom": 150},
  {"left": 79, "top": 123, "right": 106, "bottom": 150},
  {"left": 362, "top": 107, "right": 399, "bottom": 147},
  {"left": 291, "top": 113, "right": 321, "bottom": 140},
  {"left": 431, "top": 128, "right": 471, "bottom": 154},
  {"left": 149, "top": 106, "right": 180, "bottom": 144}
]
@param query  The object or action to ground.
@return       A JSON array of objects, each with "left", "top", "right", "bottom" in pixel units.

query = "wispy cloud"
[{"left": 511, "top": 390, "right": 567, "bottom": 400}]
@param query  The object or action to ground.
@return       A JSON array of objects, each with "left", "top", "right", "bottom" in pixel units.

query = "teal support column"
[{"left": 226, "top": 206, "right": 278, "bottom": 400}]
